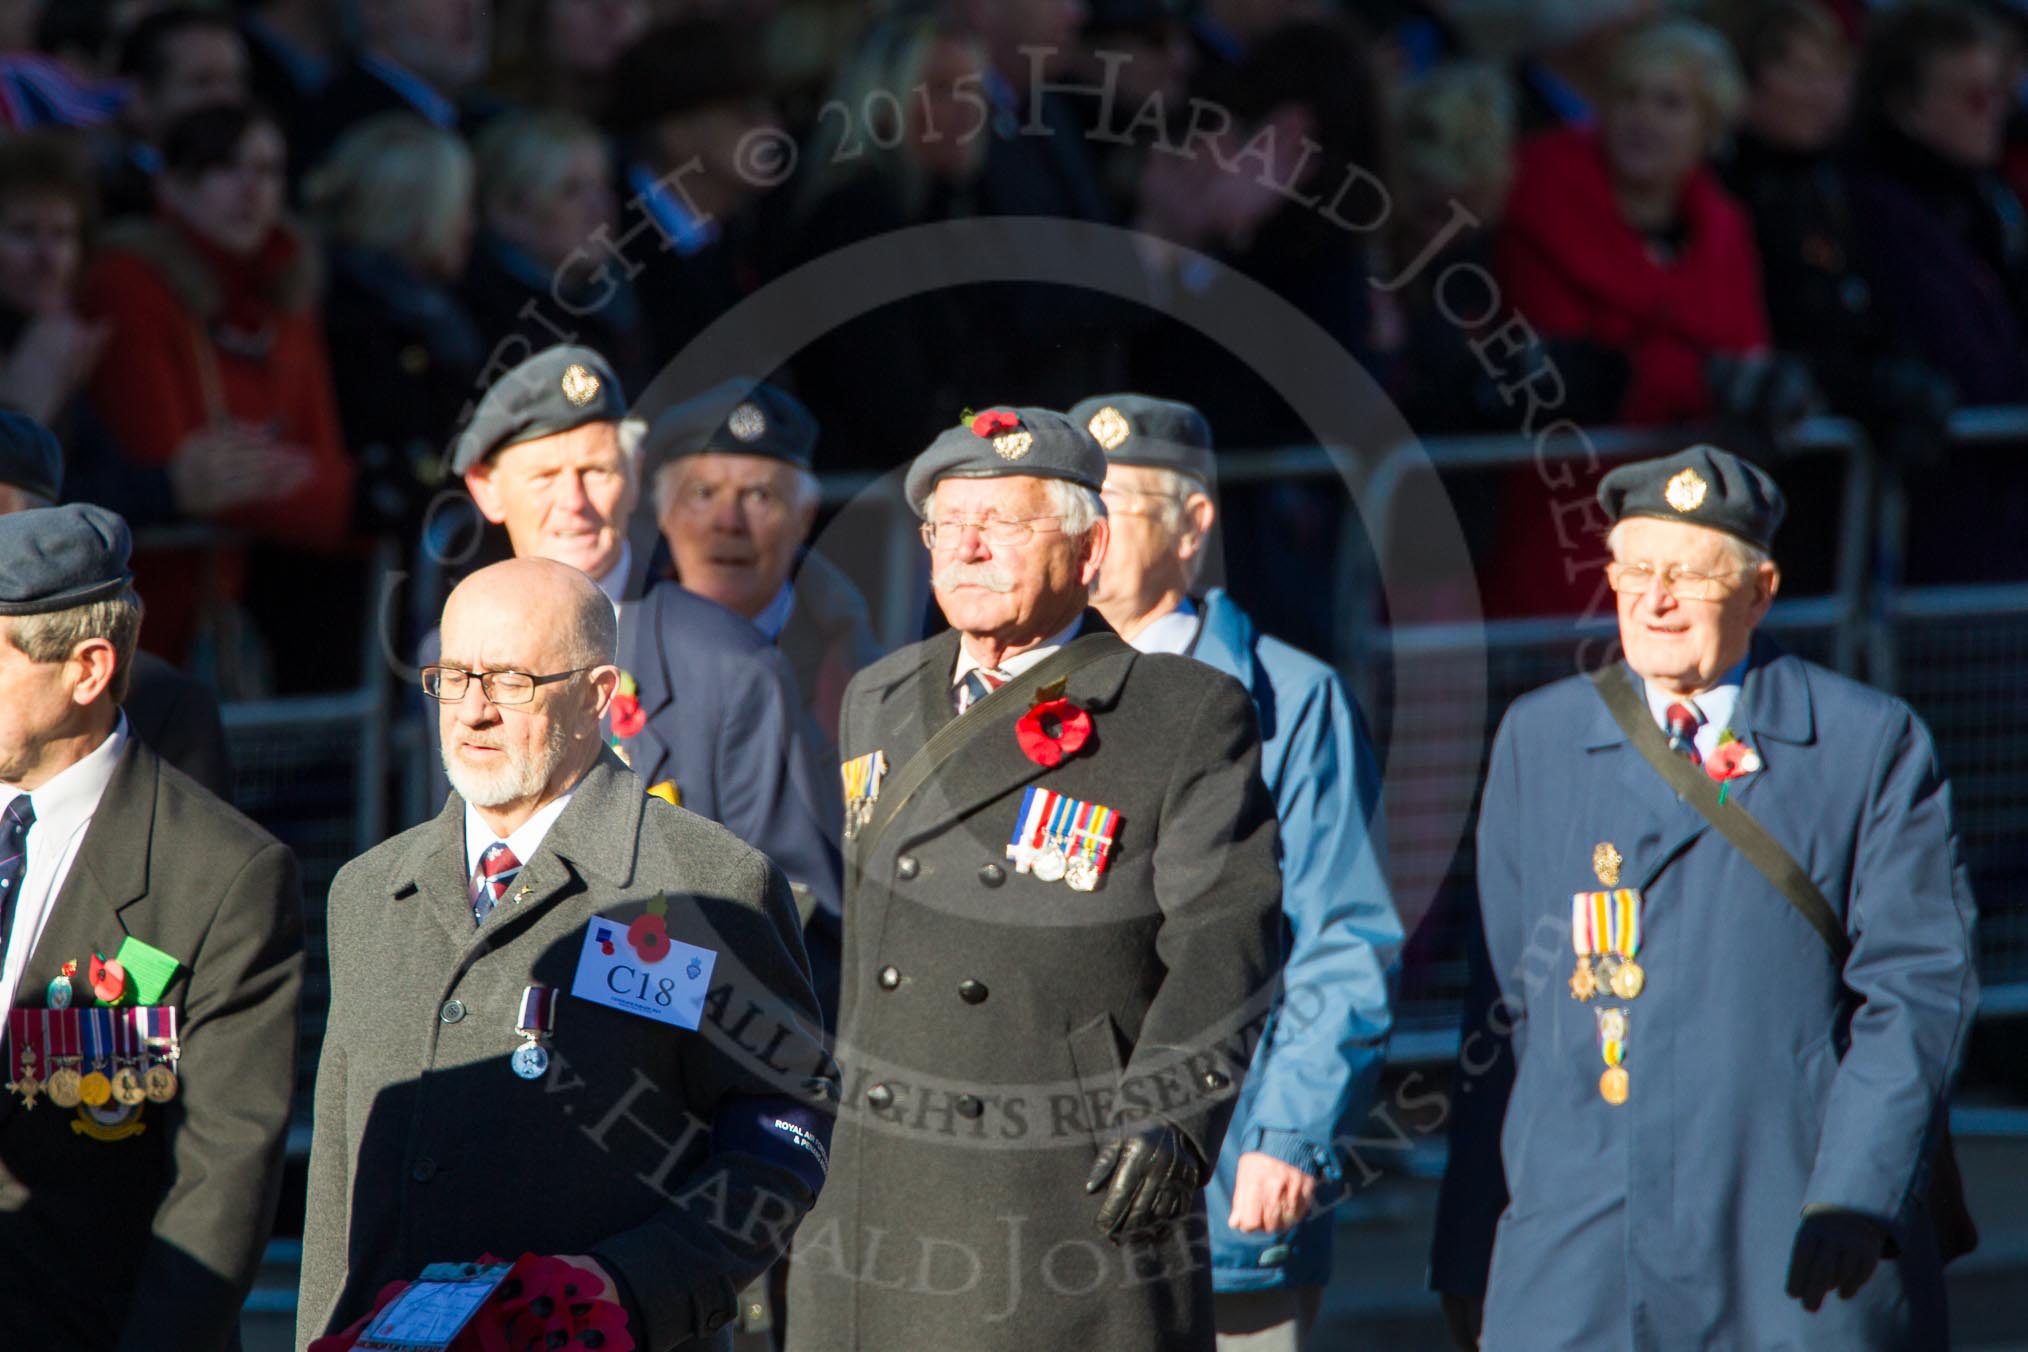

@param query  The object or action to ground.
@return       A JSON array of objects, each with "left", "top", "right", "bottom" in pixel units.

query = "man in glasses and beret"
[
  {"left": 444, "top": 345, "right": 839, "bottom": 930},
  {"left": 1432, "top": 446, "right": 1978, "bottom": 1350},
  {"left": 787, "top": 407, "right": 1284, "bottom": 1352},
  {"left": 1076, "top": 391, "right": 1401, "bottom": 1352},
  {"left": 0, "top": 503, "right": 303, "bottom": 1351}
]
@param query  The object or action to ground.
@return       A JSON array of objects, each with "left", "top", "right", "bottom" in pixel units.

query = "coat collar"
[
  {"left": 1581, "top": 634, "right": 1813, "bottom": 750},
  {"left": 30, "top": 739, "right": 156, "bottom": 969},
  {"left": 1192, "top": 588, "right": 1257, "bottom": 677}
]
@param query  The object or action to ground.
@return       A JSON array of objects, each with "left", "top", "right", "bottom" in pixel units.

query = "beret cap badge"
[
  {"left": 559, "top": 364, "right": 601, "bottom": 407},
  {"left": 971, "top": 409, "right": 1032, "bottom": 460},
  {"left": 1088, "top": 406, "right": 1131, "bottom": 452},
  {"left": 727, "top": 401, "right": 768, "bottom": 443},
  {"left": 1665, "top": 468, "right": 1708, "bottom": 513}
]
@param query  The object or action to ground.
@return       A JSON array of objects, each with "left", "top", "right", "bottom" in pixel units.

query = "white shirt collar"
[
  {"left": 593, "top": 540, "right": 632, "bottom": 611},
  {"left": 1125, "top": 596, "right": 1200, "bottom": 657},
  {"left": 1641, "top": 655, "right": 1748, "bottom": 760},
  {"left": 0, "top": 712, "right": 129, "bottom": 828},
  {"left": 953, "top": 614, "right": 1084, "bottom": 687},
  {"left": 464, "top": 789, "right": 575, "bottom": 884},
  {"left": 752, "top": 582, "right": 795, "bottom": 643}
]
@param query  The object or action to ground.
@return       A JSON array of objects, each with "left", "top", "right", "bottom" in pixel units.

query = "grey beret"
[
  {"left": 904, "top": 407, "right": 1105, "bottom": 517},
  {"left": 451, "top": 345, "right": 627, "bottom": 474},
  {"left": 0, "top": 503, "right": 132, "bottom": 616},
  {"left": 644, "top": 379, "right": 818, "bottom": 470},
  {"left": 0, "top": 412, "right": 61, "bottom": 502},
  {"left": 1597, "top": 444, "right": 1787, "bottom": 549},
  {"left": 1068, "top": 392, "right": 1216, "bottom": 487}
]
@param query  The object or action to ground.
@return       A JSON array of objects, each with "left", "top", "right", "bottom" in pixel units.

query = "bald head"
[{"left": 437, "top": 558, "right": 621, "bottom": 832}]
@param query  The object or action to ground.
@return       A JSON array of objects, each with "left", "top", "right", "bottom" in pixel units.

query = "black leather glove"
[
  {"left": 1084, "top": 1119, "right": 1207, "bottom": 1241},
  {"left": 1784, "top": 1206, "right": 1889, "bottom": 1312}
]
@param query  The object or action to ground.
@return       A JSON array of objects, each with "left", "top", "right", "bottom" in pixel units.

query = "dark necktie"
[
  {"left": 954, "top": 667, "right": 1008, "bottom": 714},
  {"left": 0, "top": 796, "right": 35, "bottom": 975},
  {"left": 473, "top": 842, "right": 521, "bottom": 926},
  {"left": 1664, "top": 701, "right": 1704, "bottom": 766}
]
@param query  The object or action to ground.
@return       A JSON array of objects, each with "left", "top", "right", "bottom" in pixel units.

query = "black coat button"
[
  {"left": 439, "top": 999, "right": 466, "bottom": 1024},
  {"left": 957, "top": 979, "right": 988, "bottom": 1005},
  {"left": 878, "top": 966, "right": 902, "bottom": 990},
  {"left": 705, "top": 1308, "right": 732, "bottom": 1332},
  {"left": 955, "top": 1094, "right": 984, "bottom": 1120},
  {"left": 896, "top": 856, "right": 919, "bottom": 880},
  {"left": 866, "top": 1082, "right": 894, "bottom": 1110},
  {"left": 411, "top": 1157, "right": 437, "bottom": 1182},
  {"left": 1201, "top": 1070, "right": 1230, "bottom": 1092},
  {"left": 978, "top": 863, "right": 1006, "bottom": 887}
]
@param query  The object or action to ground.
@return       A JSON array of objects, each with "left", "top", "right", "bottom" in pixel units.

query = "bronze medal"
[
  {"left": 1569, "top": 957, "right": 1597, "bottom": 1001},
  {"left": 111, "top": 1066, "right": 147, "bottom": 1106},
  {"left": 46, "top": 1066, "right": 81, "bottom": 1109},
  {"left": 143, "top": 1063, "right": 179, "bottom": 1104},
  {"left": 1599, "top": 1065, "right": 1630, "bottom": 1105},
  {"left": 1610, "top": 960, "right": 1645, "bottom": 1000},
  {"left": 79, "top": 1071, "right": 111, "bottom": 1108}
]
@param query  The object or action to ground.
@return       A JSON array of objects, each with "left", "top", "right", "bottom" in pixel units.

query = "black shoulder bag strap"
[
  {"left": 854, "top": 632, "right": 1119, "bottom": 864},
  {"left": 1588, "top": 666, "right": 1977, "bottom": 1262}
]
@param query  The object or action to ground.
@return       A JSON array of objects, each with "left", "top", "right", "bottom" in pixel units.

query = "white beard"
[{"left": 443, "top": 717, "right": 573, "bottom": 808}]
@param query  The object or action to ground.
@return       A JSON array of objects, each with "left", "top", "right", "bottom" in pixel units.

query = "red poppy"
[
  {"left": 627, "top": 913, "right": 671, "bottom": 963},
  {"left": 610, "top": 692, "right": 646, "bottom": 739},
  {"left": 972, "top": 409, "right": 1020, "bottom": 437},
  {"left": 1706, "top": 741, "right": 1762, "bottom": 782},
  {"left": 89, "top": 954, "right": 126, "bottom": 1004},
  {"left": 1016, "top": 697, "right": 1093, "bottom": 767}
]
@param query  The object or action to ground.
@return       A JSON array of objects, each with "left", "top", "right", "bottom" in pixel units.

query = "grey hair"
[
  {"left": 6, "top": 589, "right": 144, "bottom": 704},
  {"left": 1605, "top": 520, "right": 1771, "bottom": 573},
  {"left": 919, "top": 478, "right": 1107, "bottom": 537}
]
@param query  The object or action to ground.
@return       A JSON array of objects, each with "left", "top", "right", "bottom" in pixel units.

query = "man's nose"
[{"left": 955, "top": 525, "right": 991, "bottom": 562}]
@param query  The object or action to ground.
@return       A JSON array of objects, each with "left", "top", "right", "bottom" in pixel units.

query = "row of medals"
[
  {"left": 1573, "top": 842, "right": 1642, "bottom": 1107},
  {"left": 1030, "top": 843, "right": 1100, "bottom": 892},
  {"left": 11, "top": 1044, "right": 179, "bottom": 1110}
]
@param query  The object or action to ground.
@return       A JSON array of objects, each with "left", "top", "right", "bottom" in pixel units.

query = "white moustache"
[{"left": 934, "top": 563, "right": 1016, "bottom": 594}]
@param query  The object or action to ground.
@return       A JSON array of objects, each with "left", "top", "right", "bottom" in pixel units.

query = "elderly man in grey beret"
[
  {"left": 787, "top": 407, "right": 1285, "bottom": 1352},
  {"left": 0, "top": 503, "right": 303, "bottom": 1351},
  {"left": 441, "top": 345, "right": 841, "bottom": 928},
  {"left": 1076, "top": 392, "right": 1401, "bottom": 1352}
]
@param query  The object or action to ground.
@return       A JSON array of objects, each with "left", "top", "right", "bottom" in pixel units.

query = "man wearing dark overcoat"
[
  {"left": 301, "top": 557, "right": 838, "bottom": 1352},
  {"left": 1431, "top": 446, "right": 1978, "bottom": 1350},
  {"left": 0, "top": 503, "right": 303, "bottom": 1350},
  {"left": 786, "top": 407, "right": 1284, "bottom": 1351}
]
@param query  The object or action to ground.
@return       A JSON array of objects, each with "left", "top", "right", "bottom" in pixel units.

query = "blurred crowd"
[{"left": 1, "top": 0, "right": 2025, "bottom": 691}]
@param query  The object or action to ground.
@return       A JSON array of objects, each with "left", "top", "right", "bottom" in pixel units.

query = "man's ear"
[
  {"left": 586, "top": 663, "right": 621, "bottom": 719},
  {"left": 1177, "top": 492, "right": 1216, "bottom": 562},
  {"left": 69, "top": 637, "right": 118, "bottom": 707},
  {"left": 1079, "top": 518, "right": 1111, "bottom": 588},
  {"left": 465, "top": 463, "right": 507, "bottom": 525}
]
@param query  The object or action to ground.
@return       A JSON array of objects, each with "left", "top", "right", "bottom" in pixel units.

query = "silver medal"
[
  {"left": 511, "top": 1042, "right": 549, "bottom": 1080},
  {"left": 46, "top": 975, "right": 71, "bottom": 1010},
  {"left": 1064, "top": 855, "right": 1099, "bottom": 892},
  {"left": 1032, "top": 845, "right": 1067, "bottom": 883}
]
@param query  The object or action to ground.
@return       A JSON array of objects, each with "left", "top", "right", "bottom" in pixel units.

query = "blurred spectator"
[
  {"left": 305, "top": 113, "right": 480, "bottom": 542},
  {"left": 296, "top": 0, "right": 490, "bottom": 178},
  {"left": 1374, "top": 62, "right": 1523, "bottom": 434},
  {"left": 1072, "top": 0, "right": 1197, "bottom": 218},
  {"left": 0, "top": 134, "right": 110, "bottom": 433},
  {"left": 80, "top": 103, "right": 354, "bottom": 690},
  {"left": 1506, "top": 0, "right": 1660, "bottom": 133},
  {"left": 100, "top": 7, "right": 251, "bottom": 218},
  {"left": 780, "top": 14, "right": 1002, "bottom": 464},
  {"left": 1721, "top": 1, "right": 1956, "bottom": 465},
  {"left": 235, "top": 0, "right": 339, "bottom": 134},
  {"left": 1847, "top": 1, "right": 2028, "bottom": 405},
  {"left": 491, "top": 0, "right": 649, "bottom": 120},
  {"left": 603, "top": 19, "right": 778, "bottom": 372},
  {"left": 1496, "top": 18, "right": 1769, "bottom": 427},
  {"left": 462, "top": 108, "right": 650, "bottom": 392}
]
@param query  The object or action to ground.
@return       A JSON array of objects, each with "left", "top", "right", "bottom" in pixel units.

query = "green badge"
[{"left": 112, "top": 937, "right": 181, "bottom": 1007}]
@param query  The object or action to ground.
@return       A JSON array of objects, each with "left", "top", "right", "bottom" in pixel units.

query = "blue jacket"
[
  {"left": 1192, "top": 590, "right": 1401, "bottom": 1291},
  {"left": 1431, "top": 640, "right": 1978, "bottom": 1350}
]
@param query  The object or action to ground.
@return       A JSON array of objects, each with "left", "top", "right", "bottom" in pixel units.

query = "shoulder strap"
[
  {"left": 854, "top": 632, "right": 1121, "bottom": 862},
  {"left": 1588, "top": 667, "right": 1852, "bottom": 964}
]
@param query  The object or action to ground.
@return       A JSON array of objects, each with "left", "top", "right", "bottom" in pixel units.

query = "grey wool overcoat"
[
  {"left": 786, "top": 619, "right": 1284, "bottom": 1352},
  {"left": 299, "top": 753, "right": 839, "bottom": 1352}
]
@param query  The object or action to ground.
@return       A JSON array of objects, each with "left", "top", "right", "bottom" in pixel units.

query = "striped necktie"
[
  {"left": 473, "top": 842, "right": 521, "bottom": 926},
  {"left": 0, "top": 796, "right": 33, "bottom": 973},
  {"left": 1664, "top": 701, "right": 1704, "bottom": 766},
  {"left": 955, "top": 667, "right": 1008, "bottom": 714}
]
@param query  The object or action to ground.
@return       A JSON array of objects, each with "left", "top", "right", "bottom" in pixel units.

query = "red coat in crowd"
[
  {"left": 80, "top": 215, "right": 354, "bottom": 664},
  {"left": 1496, "top": 126, "right": 1770, "bottom": 425}
]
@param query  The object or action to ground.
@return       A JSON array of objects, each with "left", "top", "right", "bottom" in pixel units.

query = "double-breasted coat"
[
  {"left": 786, "top": 620, "right": 1284, "bottom": 1351},
  {"left": 299, "top": 754, "right": 838, "bottom": 1352},
  {"left": 0, "top": 737, "right": 304, "bottom": 1351},
  {"left": 1431, "top": 641, "right": 1978, "bottom": 1350}
]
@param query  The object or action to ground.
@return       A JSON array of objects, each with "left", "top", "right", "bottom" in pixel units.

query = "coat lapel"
[
  {"left": 388, "top": 791, "right": 481, "bottom": 955},
  {"left": 1716, "top": 636, "right": 1815, "bottom": 813},
  {"left": 1584, "top": 663, "right": 1711, "bottom": 889},
  {"left": 617, "top": 591, "right": 674, "bottom": 788}
]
